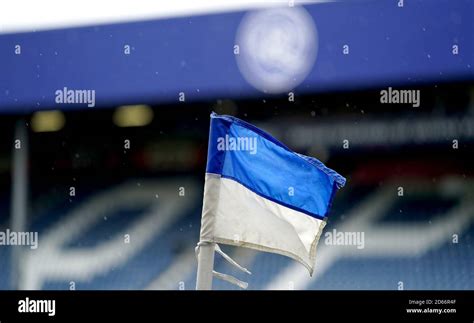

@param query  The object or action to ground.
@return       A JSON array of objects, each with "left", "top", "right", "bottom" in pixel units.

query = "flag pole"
[
  {"left": 195, "top": 172, "right": 218, "bottom": 290},
  {"left": 195, "top": 241, "right": 215, "bottom": 290}
]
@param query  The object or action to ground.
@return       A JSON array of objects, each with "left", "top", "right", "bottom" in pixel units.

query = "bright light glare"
[
  {"left": 113, "top": 105, "right": 154, "bottom": 127},
  {"left": 31, "top": 110, "right": 66, "bottom": 132}
]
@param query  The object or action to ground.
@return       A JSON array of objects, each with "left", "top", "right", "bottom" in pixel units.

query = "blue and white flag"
[{"left": 199, "top": 112, "right": 346, "bottom": 275}]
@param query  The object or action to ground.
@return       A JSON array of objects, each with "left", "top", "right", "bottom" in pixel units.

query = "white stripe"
[
  {"left": 203, "top": 174, "right": 325, "bottom": 274},
  {"left": 0, "top": 0, "right": 333, "bottom": 34},
  {"left": 266, "top": 178, "right": 474, "bottom": 290},
  {"left": 145, "top": 248, "right": 196, "bottom": 290},
  {"left": 21, "top": 179, "right": 197, "bottom": 289}
]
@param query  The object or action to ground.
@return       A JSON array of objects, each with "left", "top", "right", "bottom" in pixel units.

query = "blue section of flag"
[{"left": 206, "top": 112, "right": 346, "bottom": 219}]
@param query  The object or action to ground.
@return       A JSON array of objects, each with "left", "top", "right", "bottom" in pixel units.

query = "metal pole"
[
  {"left": 195, "top": 242, "right": 215, "bottom": 290},
  {"left": 10, "top": 119, "right": 28, "bottom": 290}
]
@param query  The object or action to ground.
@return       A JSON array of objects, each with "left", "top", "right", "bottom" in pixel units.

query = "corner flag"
[{"left": 196, "top": 112, "right": 346, "bottom": 289}]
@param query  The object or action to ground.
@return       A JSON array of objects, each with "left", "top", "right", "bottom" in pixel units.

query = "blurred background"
[{"left": 0, "top": 0, "right": 473, "bottom": 290}]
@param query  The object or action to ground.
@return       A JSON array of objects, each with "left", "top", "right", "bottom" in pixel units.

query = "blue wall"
[{"left": 0, "top": 0, "right": 472, "bottom": 112}]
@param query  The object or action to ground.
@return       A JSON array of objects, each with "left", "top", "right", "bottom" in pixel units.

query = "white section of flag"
[{"left": 200, "top": 173, "right": 326, "bottom": 275}]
